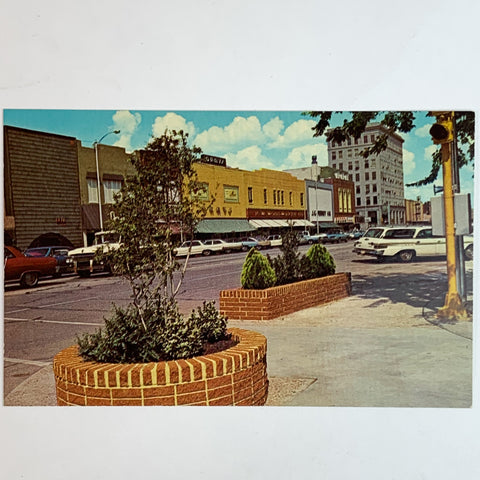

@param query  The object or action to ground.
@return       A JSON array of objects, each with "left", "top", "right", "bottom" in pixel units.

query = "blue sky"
[{"left": 3, "top": 109, "right": 475, "bottom": 203}]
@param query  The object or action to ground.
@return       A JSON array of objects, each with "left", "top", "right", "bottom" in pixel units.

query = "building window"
[
  {"left": 264, "top": 188, "right": 268, "bottom": 204},
  {"left": 348, "top": 149, "right": 352, "bottom": 157},
  {"left": 348, "top": 162, "right": 352, "bottom": 170},
  {"left": 354, "top": 138, "right": 359, "bottom": 145},
  {"left": 103, "top": 179, "right": 122, "bottom": 204},
  {"left": 370, "top": 135, "right": 375, "bottom": 143},
  {"left": 332, "top": 152, "right": 336, "bottom": 160},
  {"left": 366, "top": 196, "right": 371, "bottom": 206},
  {"left": 355, "top": 173, "right": 360, "bottom": 182},
  {"left": 365, "top": 172, "right": 370, "bottom": 181},
  {"left": 339, "top": 162, "right": 343, "bottom": 170},
  {"left": 373, "top": 196, "right": 378, "bottom": 204},
  {"left": 332, "top": 163, "right": 337, "bottom": 169},
  {"left": 364, "top": 135, "right": 368, "bottom": 143},
  {"left": 357, "top": 197, "right": 362, "bottom": 206},
  {"left": 248, "top": 186, "right": 253, "bottom": 203},
  {"left": 281, "top": 190, "right": 284, "bottom": 205},
  {"left": 273, "top": 190, "right": 277, "bottom": 205},
  {"left": 338, "top": 151, "right": 343, "bottom": 159},
  {"left": 356, "top": 186, "right": 361, "bottom": 194},
  {"left": 300, "top": 193, "right": 304, "bottom": 206},
  {"left": 372, "top": 184, "right": 377, "bottom": 193},
  {"left": 372, "top": 171, "right": 376, "bottom": 180},
  {"left": 87, "top": 178, "right": 99, "bottom": 203}
]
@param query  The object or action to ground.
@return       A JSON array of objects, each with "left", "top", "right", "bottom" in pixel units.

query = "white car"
[
  {"left": 353, "top": 226, "right": 473, "bottom": 262},
  {"left": 203, "top": 239, "right": 243, "bottom": 254},
  {"left": 266, "top": 234, "right": 282, "bottom": 247},
  {"left": 68, "top": 231, "right": 121, "bottom": 277},
  {"left": 174, "top": 240, "right": 217, "bottom": 257}
]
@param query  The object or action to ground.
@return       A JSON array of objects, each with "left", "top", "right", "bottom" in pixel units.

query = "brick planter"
[
  {"left": 220, "top": 272, "right": 352, "bottom": 320},
  {"left": 53, "top": 328, "right": 268, "bottom": 406}
]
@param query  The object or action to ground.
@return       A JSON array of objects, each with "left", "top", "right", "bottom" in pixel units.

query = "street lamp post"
[
  {"left": 312, "top": 155, "right": 319, "bottom": 234},
  {"left": 93, "top": 130, "right": 120, "bottom": 232}
]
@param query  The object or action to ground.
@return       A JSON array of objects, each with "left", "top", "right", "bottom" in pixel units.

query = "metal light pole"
[
  {"left": 93, "top": 130, "right": 120, "bottom": 232},
  {"left": 312, "top": 155, "right": 319, "bottom": 234}
]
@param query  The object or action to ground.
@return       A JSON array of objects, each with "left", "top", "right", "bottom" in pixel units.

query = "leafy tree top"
[{"left": 304, "top": 111, "right": 474, "bottom": 187}]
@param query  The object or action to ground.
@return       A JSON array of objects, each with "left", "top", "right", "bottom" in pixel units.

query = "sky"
[{"left": 3, "top": 109, "right": 475, "bottom": 203}]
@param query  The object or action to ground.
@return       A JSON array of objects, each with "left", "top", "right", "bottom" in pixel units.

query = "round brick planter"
[{"left": 53, "top": 328, "right": 268, "bottom": 406}]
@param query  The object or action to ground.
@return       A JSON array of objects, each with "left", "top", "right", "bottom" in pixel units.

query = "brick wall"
[
  {"left": 53, "top": 328, "right": 268, "bottom": 406},
  {"left": 220, "top": 273, "right": 352, "bottom": 320}
]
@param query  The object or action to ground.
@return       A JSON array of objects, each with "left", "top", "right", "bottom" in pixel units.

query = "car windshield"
[
  {"left": 25, "top": 248, "right": 49, "bottom": 256},
  {"left": 364, "top": 228, "right": 384, "bottom": 238}
]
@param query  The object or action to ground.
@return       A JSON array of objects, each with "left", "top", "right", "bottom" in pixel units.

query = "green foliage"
[
  {"left": 304, "top": 111, "right": 474, "bottom": 186},
  {"left": 77, "top": 300, "right": 229, "bottom": 363},
  {"left": 303, "top": 244, "right": 336, "bottom": 279},
  {"left": 77, "top": 130, "right": 227, "bottom": 363},
  {"left": 268, "top": 231, "right": 302, "bottom": 285},
  {"left": 241, "top": 248, "right": 276, "bottom": 289}
]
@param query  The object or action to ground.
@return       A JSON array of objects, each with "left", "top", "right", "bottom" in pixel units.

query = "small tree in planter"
[
  {"left": 302, "top": 243, "right": 336, "bottom": 280},
  {"left": 241, "top": 248, "right": 277, "bottom": 289},
  {"left": 77, "top": 130, "right": 230, "bottom": 363},
  {"left": 267, "top": 230, "right": 302, "bottom": 285}
]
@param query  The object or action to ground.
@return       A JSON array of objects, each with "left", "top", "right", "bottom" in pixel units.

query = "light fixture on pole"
[{"left": 93, "top": 130, "right": 120, "bottom": 232}]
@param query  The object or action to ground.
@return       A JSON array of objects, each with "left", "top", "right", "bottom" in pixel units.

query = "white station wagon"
[{"left": 353, "top": 226, "right": 473, "bottom": 262}]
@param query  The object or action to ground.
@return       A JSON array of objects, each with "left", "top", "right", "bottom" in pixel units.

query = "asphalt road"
[{"left": 3, "top": 242, "right": 457, "bottom": 398}]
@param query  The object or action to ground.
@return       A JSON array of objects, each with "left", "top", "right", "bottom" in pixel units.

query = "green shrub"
[
  {"left": 304, "top": 244, "right": 336, "bottom": 279},
  {"left": 268, "top": 231, "right": 301, "bottom": 285},
  {"left": 241, "top": 248, "right": 277, "bottom": 289},
  {"left": 77, "top": 299, "right": 230, "bottom": 363}
]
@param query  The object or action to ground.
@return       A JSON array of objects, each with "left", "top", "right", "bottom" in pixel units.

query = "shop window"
[
  {"left": 87, "top": 178, "right": 99, "bottom": 203},
  {"left": 104, "top": 179, "right": 122, "bottom": 204}
]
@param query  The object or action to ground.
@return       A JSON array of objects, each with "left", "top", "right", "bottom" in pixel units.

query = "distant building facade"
[
  {"left": 327, "top": 123, "right": 405, "bottom": 227},
  {"left": 3, "top": 126, "right": 83, "bottom": 250},
  {"left": 405, "top": 198, "right": 431, "bottom": 224}
]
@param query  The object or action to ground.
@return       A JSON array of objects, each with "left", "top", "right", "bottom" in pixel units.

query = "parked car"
[
  {"left": 251, "top": 236, "right": 271, "bottom": 249},
  {"left": 239, "top": 237, "right": 259, "bottom": 251},
  {"left": 348, "top": 231, "right": 365, "bottom": 240},
  {"left": 174, "top": 240, "right": 217, "bottom": 257},
  {"left": 4, "top": 245, "right": 58, "bottom": 287},
  {"left": 202, "top": 239, "right": 242, "bottom": 254},
  {"left": 298, "top": 231, "right": 327, "bottom": 245},
  {"left": 352, "top": 226, "right": 474, "bottom": 262},
  {"left": 266, "top": 234, "right": 282, "bottom": 247},
  {"left": 324, "top": 230, "right": 348, "bottom": 243},
  {"left": 68, "top": 231, "right": 121, "bottom": 277},
  {"left": 24, "top": 246, "right": 73, "bottom": 275}
]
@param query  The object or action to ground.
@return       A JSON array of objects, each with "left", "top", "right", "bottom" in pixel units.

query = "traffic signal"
[{"left": 429, "top": 111, "right": 454, "bottom": 144}]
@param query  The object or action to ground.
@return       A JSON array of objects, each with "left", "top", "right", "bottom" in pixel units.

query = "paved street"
[{"left": 3, "top": 242, "right": 474, "bottom": 407}]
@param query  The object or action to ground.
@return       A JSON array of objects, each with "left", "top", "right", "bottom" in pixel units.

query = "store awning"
[
  {"left": 292, "top": 220, "right": 315, "bottom": 227},
  {"left": 318, "top": 222, "right": 338, "bottom": 229},
  {"left": 196, "top": 219, "right": 256, "bottom": 234},
  {"left": 248, "top": 219, "right": 290, "bottom": 228}
]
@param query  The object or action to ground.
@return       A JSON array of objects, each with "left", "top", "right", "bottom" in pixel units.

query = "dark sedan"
[{"left": 24, "top": 246, "right": 73, "bottom": 275}]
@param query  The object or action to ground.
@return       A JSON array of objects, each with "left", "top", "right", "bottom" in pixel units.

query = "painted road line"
[
  {"left": 4, "top": 357, "right": 51, "bottom": 367},
  {"left": 4, "top": 317, "right": 102, "bottom": 326}
]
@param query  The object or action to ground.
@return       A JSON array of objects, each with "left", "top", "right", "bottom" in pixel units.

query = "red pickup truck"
[{"left": 4, "top": 245, "right": 57, "bottom": 287}]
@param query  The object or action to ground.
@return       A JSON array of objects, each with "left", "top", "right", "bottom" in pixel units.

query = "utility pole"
[{"left": 428, "top": 111, "right": 467, "bottom": 320}]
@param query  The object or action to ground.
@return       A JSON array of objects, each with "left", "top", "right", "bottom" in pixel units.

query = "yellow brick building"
[{"left": 194, "top": 158, "right": 308, "bottom": 235}]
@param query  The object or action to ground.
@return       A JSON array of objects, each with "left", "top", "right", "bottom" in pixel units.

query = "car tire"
[
  {"left": 397, "top": 250, "right": 415, "bottom": 263},
  {"left": 241, "top": 245, "right": 248, "bottom": 252},
  {"left": 465, "top": 244, "right": 473, "bottom": 261},
  {"left": 202, "top": 249, "right": 212, "bottom": 256},
  {"left": 20, "top": 272, "right": 39, "bottom": 288}
]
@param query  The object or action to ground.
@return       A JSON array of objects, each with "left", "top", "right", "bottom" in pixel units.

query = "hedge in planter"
[{"left": 221, "top": 233, "right": 350, "bottom": 320}]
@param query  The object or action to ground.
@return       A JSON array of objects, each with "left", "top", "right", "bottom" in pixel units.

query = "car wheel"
[
  {"left": 241, "top": 245, "right": 248, "bottom": 252},
  {"left": 202, "top": 249, "right": 212, "bottom": 256},
  {"left": 397, "top": 250, "right": 415, "bottom": 263},
  {"left": 20, "top": 272, "right": 39, "bottom": 288},
  {"left": 464, "top": 244, "right": 473, "bottom": 261}
]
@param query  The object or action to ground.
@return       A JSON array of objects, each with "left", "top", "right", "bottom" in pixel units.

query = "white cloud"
[
  {"left": 225, "top": 146, "right": 277, "bottom": 171},
  {"left": 194, "top": 116, "right": 264, "bottom": 153},
  {"left": 424, "top": 144, "right": 437, "bottom": 160},
  {"left": 152, "top": 112, "right": 196, "bottom": 138},
  {"left": 403, "top": 149, "right": 416, "bottom": 175},
  {"left": 262, "top": 117, "right": 284, "bottom": 139},
  {"left": 267, "top": 119, "right": 317, "bottom": 149},
  {"left": 280, "top": 143, "right": 328, "bottom": 170},
  {"left": 415, "top": 123, "right": 433, "bottom": 137},
  {"left": 112, "top": 110, "right": 141, "bottom": 152}
]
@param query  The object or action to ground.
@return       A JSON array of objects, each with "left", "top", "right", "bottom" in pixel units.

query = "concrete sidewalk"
[{"left": 4, "top": 272, "right": 473, "bottom": 407}]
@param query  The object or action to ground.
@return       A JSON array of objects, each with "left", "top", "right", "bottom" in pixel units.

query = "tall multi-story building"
[{"left": 327, "top": 123, "right": 405, "bottom": 227}]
